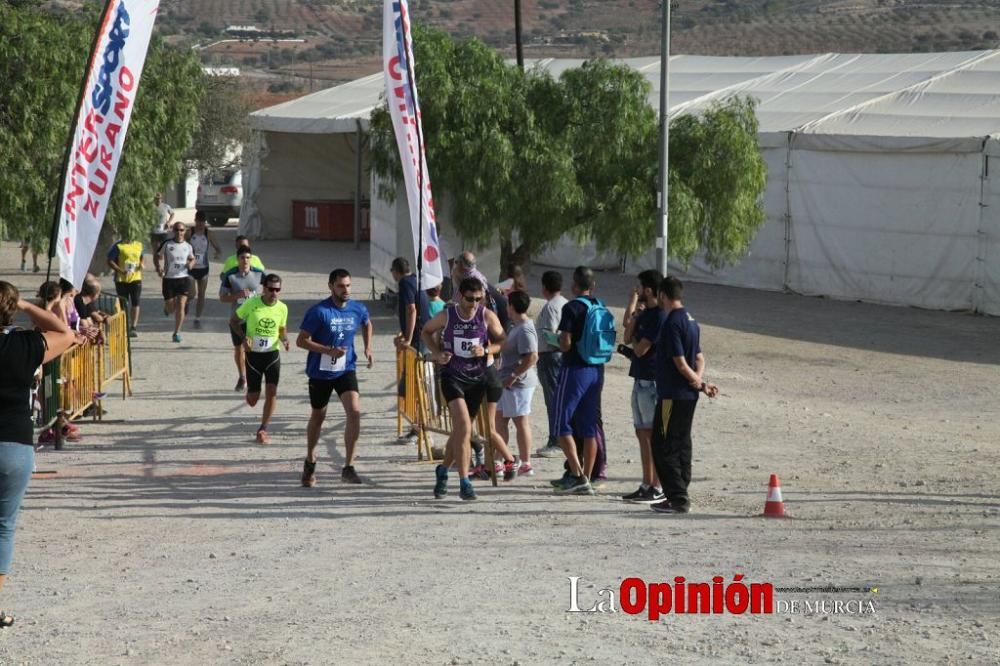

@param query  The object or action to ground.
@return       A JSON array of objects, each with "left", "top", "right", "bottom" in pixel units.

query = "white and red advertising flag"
[
  {"left": 55, "top": 0, "right": 160, "bottom": 288},
  {"left": 382, "top": 0, "right": 444, "bottom": 288}
]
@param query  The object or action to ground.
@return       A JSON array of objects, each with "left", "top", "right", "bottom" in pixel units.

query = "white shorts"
[
  {"left": 498, "top": 385, "right": 535, "bottom": 418},
  {"left": 631, "top": 379, "right": 657, "bottom": 429}
]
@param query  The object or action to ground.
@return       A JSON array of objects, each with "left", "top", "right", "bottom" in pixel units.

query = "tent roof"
[{"left": 251, "top": 51, "right": 1000, "bottom": 139}]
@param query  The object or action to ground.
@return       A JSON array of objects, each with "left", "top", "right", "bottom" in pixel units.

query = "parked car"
[{"left": 196, "top": 169, "right": 243, "bottom": 227}]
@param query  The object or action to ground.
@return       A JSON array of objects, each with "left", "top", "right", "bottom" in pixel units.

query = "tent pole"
[{"left": 354, "top": 120, "right": 363, "bottom": 250}]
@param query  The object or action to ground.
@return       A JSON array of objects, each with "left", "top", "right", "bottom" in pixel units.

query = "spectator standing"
[
  {"left": 621, "top": 270, "right": 666, "bottom": 503},
  {"left": 534, "top": 270, "right": 567, "bottom": 458},
  {"left": 495, "top": 291, "right": 539, "bottom": 476},
  {"left": 0, "top": 282, "right": 75, "bottom": 627},
  {"left": 649, "top": 276, "right": 719, "bottom": 515}
]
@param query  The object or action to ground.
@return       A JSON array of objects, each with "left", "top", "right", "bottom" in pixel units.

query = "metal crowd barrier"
[
  {"left": 34, "top": 296, "right": 133, "bottom": 439},
  {"left": 396, "top": 346, "right": 497, "bottom": 486}
]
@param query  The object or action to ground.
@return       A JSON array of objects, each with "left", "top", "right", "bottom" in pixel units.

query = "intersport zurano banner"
[
  {"left": 54, "top": 0, "right": 159, "bottom": 288},
  {"left": 382, "top": 0, "right": 444, "bottom": 288}
]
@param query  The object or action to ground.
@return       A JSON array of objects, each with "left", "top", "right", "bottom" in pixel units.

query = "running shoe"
[
  {"left": 433, "top": 464, "right": 448, "bottom": 498},
  {"left": 19, "top": 262, "right": 25, "bottom": 272},
  {"left": 172, "top": 332, "right": 182, "bottom": 343},
  {"left": 554, "top": 475, "right": 594, "bottom": 495},
  {"left": 255, "top": 428, "right": 270, "bottom": 445},
  {"left": 534, "top": 444, "right": 563, "bottom": 458},
  {"left": 37, "top": 428, "right": 57, "bottom": 446},
  {"left": 33, "top": 265, "right": 40, "bottom": 273},
  {"left": 624, "top": 486, "right": 665, "bottom": 504},
  {"left": 459, "top": 479, "right": 477, "bottom": 501},
  {"left": 60, "top": 425, "right": 81, "bottom": 442},
  {"left": 193, "top": 319, "right": 201, "bottom": 329},
  {"left": 650, "top": 499, "right": 690, "bottom": 514},
  {"left": 301, "top": 460, "right": 317, "bottom": 488},
  {"left": 502, "top": 459, "right": 518, "bottom": 482},
  {"left": 517, "top": 462, "right": 535, "bottom": 477},
  {"left": 235, "top": 376, "right": 246, "bottom": 392},
  {"left": 550, "top": 470, "right": 573, "bottom": 487},
  {"left": 341, "top": 465, "right": 362, "bottom": 484},
  {"left": 590, "top": 475, "right": 608, "bottom": 490},
  {"left": 469, "top": 464, "right": 491, "bottom": 481},
  {"left": 128, "top": 328, "right": 138, "bottom": 338}
]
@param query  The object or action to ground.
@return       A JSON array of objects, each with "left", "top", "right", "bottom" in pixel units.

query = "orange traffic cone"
[{"left": 761, "top": 473, "right": 790, "bottom": 518}]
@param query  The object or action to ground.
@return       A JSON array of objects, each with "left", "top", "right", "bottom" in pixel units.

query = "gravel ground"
[{"left": 0, "top": 231, "right": 997, "bottom": 665}]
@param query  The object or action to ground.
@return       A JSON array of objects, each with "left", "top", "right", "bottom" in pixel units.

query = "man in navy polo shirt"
[
  {"left": 296, "top": 268, "right": 374, "bottom": 488},
  {"left": 649, "top": 276, "right": 719, "bottom": 515},
  {"left": 621, "top": 269, "right": 666, "bottom": 504}
]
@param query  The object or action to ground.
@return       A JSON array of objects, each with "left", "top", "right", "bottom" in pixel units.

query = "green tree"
[
  {"left": 0, "top": 4, "right": 204, "bottom": 256},
  {"left": 370, "top": 27, "right": 767, "bottom": 273},
  {"left": 187, "top": 74, "right": 253, "bottom": 174}
]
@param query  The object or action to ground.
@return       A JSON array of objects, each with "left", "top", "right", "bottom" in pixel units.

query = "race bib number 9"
[
  {"left": 320, "top": 352, "right": 347, "bottom": 373},
  {"left": 454, "top": 337, "right": 481, "bottom": 359}
]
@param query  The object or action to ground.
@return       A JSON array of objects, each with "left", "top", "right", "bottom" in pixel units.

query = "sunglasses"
[
  {"left": 265, "top": 286, "right": 281, "bottom": 293},
  {"left": 173, "top": 227, "right": 185, "bottom": 232},
  {"left": 464, "top": 296, "right": 483, "bottom": 303}
]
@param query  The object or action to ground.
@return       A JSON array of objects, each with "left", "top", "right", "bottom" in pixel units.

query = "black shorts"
[
  {"left": 308, "top": 372, "right": 359, "bottom": 409},
  {"left": 189, "top": 267, "right": 209, "bottom": 281},
  {"left": 440, "top": 373, "right": 488, "bottom": 418},
  {"left": 114, "top": 281, "right": 142, "bottom": 306},
  {"left": 485, "top": 365, "right": 503, "bottom": 403},
  {"left": 230, "top": 322, "right": 247, "bottom": 347},
  {"left": 246, "top": 350, "right": 280, "bottom": 393},
  {"left": 162, "top": 277, "right": 191, "bottom": 300}
]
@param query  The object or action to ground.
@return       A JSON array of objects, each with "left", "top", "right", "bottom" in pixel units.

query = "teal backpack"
[{"left": 575, "top": 297, "right": 616, "bottom": 365}]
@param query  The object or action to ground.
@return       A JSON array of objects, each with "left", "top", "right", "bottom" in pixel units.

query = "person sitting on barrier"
[
  {"left": 35, "top": 282, "right": 81, "bottom": 444},
  {"left": 422, "top": 276, "right": 506, "bottom": 501},
  {"left": 53, "top": 279, "right": 88, "bottom": 346},
  {"left": 73, "top": 275, "right": 106, "bottom": 345},
  {"left": 0, "top": 281, "right": 75, "bottom": 628}
]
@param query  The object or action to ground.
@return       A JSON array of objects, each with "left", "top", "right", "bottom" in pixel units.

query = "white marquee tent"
[{"left": 243, "top": 51, "right": 1000, "bottom": 314}]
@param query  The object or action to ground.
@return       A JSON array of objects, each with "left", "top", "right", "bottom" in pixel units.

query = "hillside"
[{"left": 43, "top": 0, "right": 1000, "bottom": 92}]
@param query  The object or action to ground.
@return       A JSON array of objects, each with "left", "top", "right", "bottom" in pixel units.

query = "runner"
[
  {"left": 230, "top": 273, "right": 289, "bottom": 444},
  {"left": 221, "top": 235, "right": 265, "bottom": 275},
  {"left": 186, "top": 211, "right": 222, "bottom": 329},
  {"left": 422, "top": 277, "right": 506, "bottom": 500},
  {"left": 153, "top": 222, "right": 195, "bottom": 343},
  {"left": 296, "top": 269, "right": 373, "bottom": 487},
  {"left": 219, "top": 247, "right": 265, "bottom": 391},
  {"left": 107, "top": 234, "right": 145, "bottom": 337}
]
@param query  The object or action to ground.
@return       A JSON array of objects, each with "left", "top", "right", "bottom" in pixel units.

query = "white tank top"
[{"left": 190, "top": 232, "right": 210, "bottom": 269}]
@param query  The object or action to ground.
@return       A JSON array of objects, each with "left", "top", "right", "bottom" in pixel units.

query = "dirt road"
[{"left": 0, "top": 235, "right": 997, "bottom": 665}]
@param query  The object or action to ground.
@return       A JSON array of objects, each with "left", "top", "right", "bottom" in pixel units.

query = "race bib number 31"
[{"left": 251, "top": 335, "right": 275, "bottom": 351}]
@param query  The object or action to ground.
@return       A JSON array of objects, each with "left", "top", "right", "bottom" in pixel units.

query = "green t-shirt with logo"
[{"left": 236, "top": 295, "right": 288, "bottom": 353}]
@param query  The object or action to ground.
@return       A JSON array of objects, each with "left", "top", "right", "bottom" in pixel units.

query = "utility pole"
[
  {"left": 514, "top": 0, "right": 524, "bottom": 70},
  {"left": 655, "top": 0, "right": 671, "bottom": 276}
]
